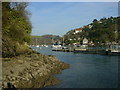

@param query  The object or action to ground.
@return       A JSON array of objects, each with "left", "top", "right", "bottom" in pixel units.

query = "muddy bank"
[{"left": 2, "top": 50, "right": 70, "bottom": 88}]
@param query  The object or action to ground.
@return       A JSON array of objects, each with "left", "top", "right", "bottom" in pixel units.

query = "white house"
[
  {"left": 78, "top": 38, "right": 80, "bottom": 40},
  {"left": 88, "top": 25, "right": 93, "bottom": 29},
  {"left": 73, "top": 28, "right": 83, "bottom": 34},
  {"left": 83, "top": 38, "right": 88, "bottom": 45},
  {"left": 98, "top": 21, "right": 102, "bottom": 23},
  {"left": 69, "top": 38, "right": 72, "bottom": 41}
]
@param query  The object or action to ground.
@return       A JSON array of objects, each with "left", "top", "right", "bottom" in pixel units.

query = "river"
[{"left": 32, "top": 46, "right": 119, "bottom": 88}]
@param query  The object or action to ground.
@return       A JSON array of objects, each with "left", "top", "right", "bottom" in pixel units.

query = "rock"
[
  {"left": 30, "top": 63, "right": 39, "bottom": 67},
  {"left": 17, "top": 60, "right": 24, "bottom": 64},
  {"left": 2, "top": 51, "right": 70, "bottom": 88},
  {"left": 10, "top": 70, "right": 14, "bottom": 74}
]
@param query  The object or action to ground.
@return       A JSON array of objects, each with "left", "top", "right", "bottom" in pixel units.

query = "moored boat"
[{"left": 106, "top": 44, "right": 120, "bottom": 55}]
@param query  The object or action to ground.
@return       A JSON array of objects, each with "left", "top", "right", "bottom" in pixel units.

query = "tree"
[
  {"left": 2, "top": 2, "right": 32, "bottom": 44},
  {"left": 2, "top": 2, "right": 32, "bottom": 57},
  {"left": 93, "top": 19, "right": 97, "bottom": 23}
]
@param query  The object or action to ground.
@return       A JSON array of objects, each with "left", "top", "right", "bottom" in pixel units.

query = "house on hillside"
[
  {"left": 83, "top": 38, "right": 88, "bottom": 45},
  {"left": 89, "top": 41, "right": 94, "bottom": 46},
  {"left": 73, "top": 28, "right": 83, "bottom": 34},
  {"left": 69, "top": 38, "right": 72, "bottom": 41},
  {"left": 98, "top": 21, "right": 102, "bottom": 23},
  {"left": 88, "top": 25, "right": 93, "bottom": 29},
  {"left": 73, "top": 43, "right": 79, "bottom": 46}
]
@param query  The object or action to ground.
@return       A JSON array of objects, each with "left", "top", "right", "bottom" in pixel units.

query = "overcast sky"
[{"left": 27, "top": 2, "right": 118, "bottom": 36}]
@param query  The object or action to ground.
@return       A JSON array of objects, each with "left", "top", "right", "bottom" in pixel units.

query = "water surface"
[{"left": 32, "top": 46, "right": 119, "bottom": 88}]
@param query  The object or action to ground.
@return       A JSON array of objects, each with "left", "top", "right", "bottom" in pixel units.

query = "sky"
[{"left": 26, "top": 2, "right": 118, "bottom": 36}]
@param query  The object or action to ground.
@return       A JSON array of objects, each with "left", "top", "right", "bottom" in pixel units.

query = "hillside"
[
  {"left": 31, "top": 35, "right": 61, "bottom": 45},
  {"left": 2, "top": 2, "right": 32, "bottom": 58},
  {"left": 64, "top": 16, "right": 120, "bottom": 45}
]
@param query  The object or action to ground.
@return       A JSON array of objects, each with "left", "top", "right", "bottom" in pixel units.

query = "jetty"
[{"left": 51, "top": 44, "right": 120, "bottom": 55}]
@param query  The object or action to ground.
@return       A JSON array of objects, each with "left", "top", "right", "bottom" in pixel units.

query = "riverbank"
[{"left": 2, "top": 50, "right": 70, "bottom": 88}]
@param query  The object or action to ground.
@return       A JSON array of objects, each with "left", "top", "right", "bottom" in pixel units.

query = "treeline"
[
  {"left": 2, "top": 2, "right": 32, "bottom": 57},
  {"left": 31, "top": 35, "right": 61, "bottom": 45},
  {"left": 64, "top": 16, "right": 120, "bottom": 45}
]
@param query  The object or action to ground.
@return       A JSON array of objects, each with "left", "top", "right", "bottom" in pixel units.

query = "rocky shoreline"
[{"left": 2, "top": 50, "right": 70, "bottom": 88}]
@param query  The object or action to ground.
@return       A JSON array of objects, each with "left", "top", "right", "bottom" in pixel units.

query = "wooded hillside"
[
  {"left": 64, "top": 17, "right": 120, "bottom": 45},
  {"left": 31, "top": 35, "right": 61, "bottom": 45},
  {"left": 2, "top": 2, "right": 32, "bottom": 57}
]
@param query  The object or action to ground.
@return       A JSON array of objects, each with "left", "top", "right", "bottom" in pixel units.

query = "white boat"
[
  {"left": 44, "top": 45, "right": 48, "bottom": 47},
  {"left": 110, "top": 44, "right": 120, "bottom": 53},
  {"left": 74, "top": 45, "right": 88, "bottom": 51},
  {"left": 106, "top": 44, "right": 120, "bottom": 55},
  {"left": 51, "top": 44, "right": 62, "bottom": 50},
  {"left": 41, "top": 45, "right": 48, "bottom": 47},
  {"left": 36, "top": 45, "right": 39, "bottom": 47},
  {"left": 51, "top": 44, "right": 62, "bottom": 48}
]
